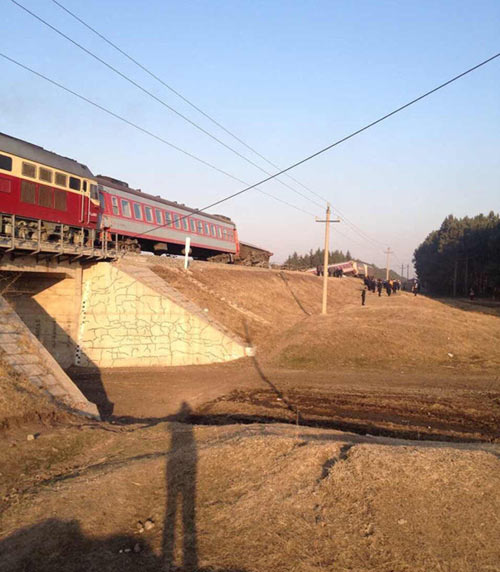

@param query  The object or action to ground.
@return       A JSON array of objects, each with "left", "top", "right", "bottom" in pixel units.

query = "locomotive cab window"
[
  {"left": 0, "top": 154, "right": 13, "bottom": 172},
  {"left": 155, "top": 209, "right": 162, "bottom": 225},
  {"left": 121, "top": 199, "right": 131, "bottom": 217},
  {"left": 69, "top": 177, "right": 81, "bottom": 191},
  {"left": 111, "top": 196, "right": 119, "bottom": 215},
  {"left": 90, "top": 184, "right": 98, "bottom": 200},
  {"left": 133, "top": 203, "right": 143, "bottom": 219},
  {"left": 144, "top": 206, "right": 153, "bottom": 223},
  {"left": 22, "top": 162, "right": 37, "bottom": 178}
]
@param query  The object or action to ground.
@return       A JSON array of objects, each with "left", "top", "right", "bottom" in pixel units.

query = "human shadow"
[
  {"left": 0, "top": 517, "right": 249, "bottom": 572},
  {"left": 163, "top": 402, "right": 198, "bottom": 571}
]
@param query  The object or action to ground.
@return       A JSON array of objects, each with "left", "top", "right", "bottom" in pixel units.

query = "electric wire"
[
  {"left": 0, "top": 52, "right": 317, "bottom": 219},
  {"left": 50, "top": 0, "right": 330, "bottom": 208},
  {"left": 11, "top": 0, "right": 325, "bottom": 211},
  {"left": 50, "top": 0, "right": 400, "bottom": 249}
]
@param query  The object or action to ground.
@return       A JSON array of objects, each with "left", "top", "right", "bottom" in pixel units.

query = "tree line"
[
  {"left": 283, "top": 248, "right": 352, "bottom": 270},
  {"left": 413, "top": 212, "right": 500, "bottom": 297}
]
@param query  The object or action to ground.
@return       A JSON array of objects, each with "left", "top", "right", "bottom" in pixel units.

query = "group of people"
[
  {"left": 316, "top": 266, "right": 345, "bottom": 278},
  {"left": 361, "top": 277, "right": 418, "bottom": 305}
]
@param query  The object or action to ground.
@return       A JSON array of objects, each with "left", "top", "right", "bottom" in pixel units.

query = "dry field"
[{"left": 1, "top": 260, "right": 500, "bottom": 571}]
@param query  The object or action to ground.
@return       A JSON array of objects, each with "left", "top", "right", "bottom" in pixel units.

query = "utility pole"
[
  {"left": 401, "top": 263, "right": 404, "bottom": 279},
  {"left": 316, "top": 204, "right": 340, "bottom": 315},
  {"left": 384, "top": 247, "right": 393, "bottom": 281},
  {"left": 406, "top": 264, "right": 409, "bottom": 281}
]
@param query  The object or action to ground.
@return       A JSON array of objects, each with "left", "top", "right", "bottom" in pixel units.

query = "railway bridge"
[{"left": 0, "top": 242, "right": 250, "bottom": 419}]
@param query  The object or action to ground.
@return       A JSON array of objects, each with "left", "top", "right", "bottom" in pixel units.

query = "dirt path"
[{"left": 69, "top": 361, "right": 500, "bottom": 442}]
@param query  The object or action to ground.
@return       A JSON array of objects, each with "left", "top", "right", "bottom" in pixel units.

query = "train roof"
[
  {"left": 96, "top": 175, "right": 236, "bottom": 226},
  {"left": 0, "top": 132, "right": 95, "bottom": 179}
]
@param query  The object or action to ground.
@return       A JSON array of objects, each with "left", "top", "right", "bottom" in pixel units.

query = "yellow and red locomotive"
[{"left": 0, "top": 132, "right": 239, "bottom": 260}]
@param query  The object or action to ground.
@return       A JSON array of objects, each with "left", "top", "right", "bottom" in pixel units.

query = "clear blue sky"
[{"left": 1, "top": 0, "right": 499, "bottom": 271}]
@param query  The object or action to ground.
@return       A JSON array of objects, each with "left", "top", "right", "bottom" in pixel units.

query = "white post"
[{"left": 184, "top": 236, "right": 191, "bottom": 270}]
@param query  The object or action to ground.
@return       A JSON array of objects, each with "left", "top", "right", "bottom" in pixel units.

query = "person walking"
[{"left": 377, "top": 279, "right": 383, "bottom": 297}]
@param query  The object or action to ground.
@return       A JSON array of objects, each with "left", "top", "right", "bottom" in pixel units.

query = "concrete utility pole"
[
  {"left": 401, "top": 263, "right": 404, "bottom": 279},
  {"left": 316, "top": 204, "right": 340, "bottom": 315},
  {"left": 384, "top": 247, "right": 393, "bottom": 281},
  {"left": 406, "top": 264, "right": 409, "bottom": 280}
]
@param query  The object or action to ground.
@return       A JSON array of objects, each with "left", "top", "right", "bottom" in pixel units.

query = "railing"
[{"left": 0, "top": 213, "right": 118, "bottom": 260}]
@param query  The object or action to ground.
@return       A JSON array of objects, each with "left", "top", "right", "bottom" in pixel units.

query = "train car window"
[
  {"left": 0, "top": 154, "right": 13, "bottom": 171},
  {"left": 144, "top": 206, "right": 153, "bottom": 223},
  {"left": 210, "top": 224, "right": 216, "bottom": 236},
  {"left": 39, "top": 167, "right": 53, "bottom": 183},
  {"left": 38, "top": 185, "right": 53, "bottom": 208},
  {"left": 197, "top": 221, "right": 203, "bottom": 234},
  {"left": 22, "top": 162, "right": 37, "bottom": 178},
  {"left": 204, "top": 223, "right": 210, "bottom": 235},
  {"left": 217, "top": 227, "right": 222, "bottom": 239},
  {"left": 20, "top": 180, "right": 36, "bottom": 204},
  {"left": 121, "top": 199, "right": 131, "bottom": 217},
  {"left": 55, "top": 172, "right": 67, "bottom": 187},
  {"left": 0, "top": 177, "right": 11, "bottom": 193},
  {"left": 133, "top": 203, "right": 143, "bottom": 219},
  {"left": 69, "top": 177, "right": 81, "bottom": 191},
  {"left": 54, "top": 189, "right": 67, "bottom": 211},
  {"left": 174, "top": 214, "right": 180, "bottom": 229},
  {"left": 165, "top": 212, "right": 172, "bottom": 226},
  {"left": 111, "top": 196, "right": 119, "bottom": 215},
  {"left": 190, "top": 219, "right": 196, "bottom": 232},
  {"left": 90, "top": 184, "right": 98, "bottom": 200},
  {"left": 222, "top": 229, "right": 227, "bottom": 239},
  {"left": 155, "top": 209, "right": 162, "bottom": 225},
  {"left": 182, "top": 217, "right": 188, "bottom": 231}
]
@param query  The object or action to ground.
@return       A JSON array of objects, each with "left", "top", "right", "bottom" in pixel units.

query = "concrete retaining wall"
[
  {"left": 76, "top": 261, "right": 249, "bottom": 368},
  {"left": 0, "top": 294, "right": 99, "bottom": 418}
]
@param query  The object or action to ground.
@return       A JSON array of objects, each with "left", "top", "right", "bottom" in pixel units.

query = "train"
[{"left": 0, "top": 132, "right": 253, "bottom": 262}]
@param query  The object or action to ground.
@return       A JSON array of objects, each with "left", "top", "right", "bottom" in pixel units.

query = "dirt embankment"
[{"left": 151, "top": 260, "right": 500, "bottom": 371}]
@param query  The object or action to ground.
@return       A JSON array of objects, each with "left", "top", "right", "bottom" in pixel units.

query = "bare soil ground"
[{"left": 1, "top": 260, "right": 500, "bottom": 571}]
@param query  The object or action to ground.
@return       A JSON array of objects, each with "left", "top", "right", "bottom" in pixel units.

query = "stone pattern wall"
[
  {"left": 77, "top": 262, "right": 249, "bottom": 368},
  {"left": 0, "top": 294, "right": 99, "bottom": 418}
]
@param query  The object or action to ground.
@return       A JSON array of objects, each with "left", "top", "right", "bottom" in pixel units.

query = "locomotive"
[{"left": 0, "top": 132, "right": 239, "bottom": 260}]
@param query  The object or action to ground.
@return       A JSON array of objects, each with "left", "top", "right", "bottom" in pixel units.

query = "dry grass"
[
  {"left": 150, "top": 261, "right": 500, "bottom": 371},
  {"left": 0, "top": 355, "right": 62, "bottom": 430},
  {"left": 1, "top": 422, "right": 499, "bottom": 571}
]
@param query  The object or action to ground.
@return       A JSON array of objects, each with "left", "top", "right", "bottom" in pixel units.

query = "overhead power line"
[
  {"left": 11, "top": 0, "right": 324, "bottom": 211},
  {"left": 50, "top": 0, "right": 330, "bottom": 208},
  {"left": 191, "top": 51, "right": 500, "bottom": 214},
  {"left": 0, "top": 52, "right": 317, "bottom": 218}
]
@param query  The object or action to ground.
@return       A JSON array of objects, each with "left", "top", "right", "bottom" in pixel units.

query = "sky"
[{"left": 1, "top": 0, "right": 499, "bottom": 272}]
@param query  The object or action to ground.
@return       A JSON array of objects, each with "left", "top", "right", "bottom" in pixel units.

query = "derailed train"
[{"left": 0, "top": 132, "right": 254, "bottom": 261}]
